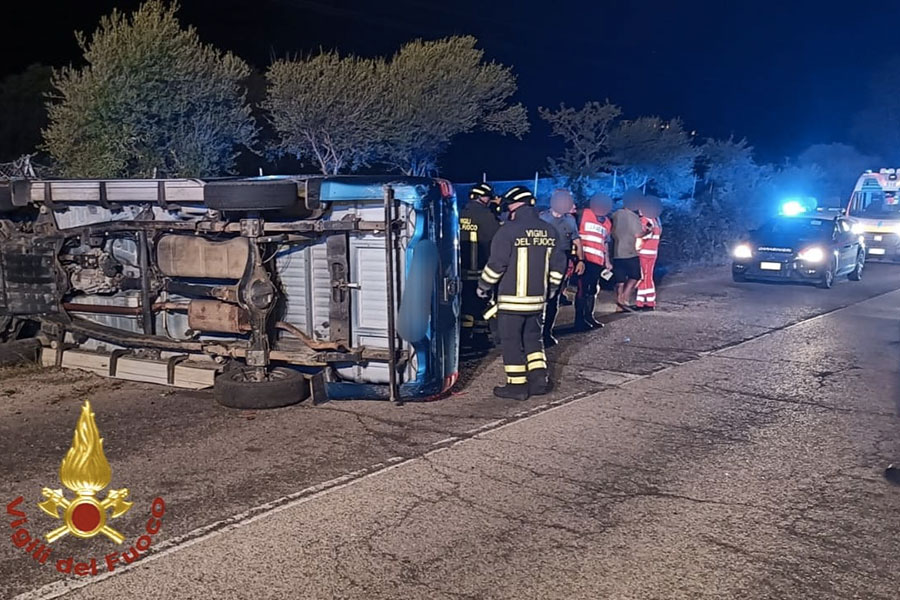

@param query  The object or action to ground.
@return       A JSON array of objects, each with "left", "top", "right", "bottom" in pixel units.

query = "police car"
[{"left": 732, "top": 203, "right": 865, "bottom": 288}]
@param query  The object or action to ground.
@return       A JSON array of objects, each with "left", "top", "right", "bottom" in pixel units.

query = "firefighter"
[
  {"left": 477, "top": 186, "right": 567, "bottom": 400},
  {"left": 575, "top": 192, "right": 613, "bottom": 330},
  {"left": 540, "top": 189, "right": 584, "bottom": 347},
  {"left": 636, "top": 196, "right": 663, "bottom": 311},
  {"left": 459, "top": 182, "right": 501, "bottom": 348}
]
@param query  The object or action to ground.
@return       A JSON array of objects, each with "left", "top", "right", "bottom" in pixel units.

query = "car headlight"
[
  {"left": 733, "top": 244, "right": 753, "bottom": 259},
  {"left": 894, "top": 223, "right": 900, "bottom": 236},
  {"left": 797, "top": 246, "right": 825, "bottom": 262},
  {"left": 851, "top": 222, "right": 864, "bottom": 235}
]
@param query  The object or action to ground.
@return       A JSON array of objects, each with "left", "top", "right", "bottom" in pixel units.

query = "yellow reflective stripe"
[
  {"left": 470, "top": 230, "right": 478, "bottom": 271},
  {"left": 482, "top": 266, "right": 501, "bottom": 283},
  {"left": 483, "top": 303, "right": 499, "bottom": 319},
  {"left": 504, "top": 364, "right": 527, "bottom": 373},
  {"left": 497, "top": 294, "right": 545, "bottom": 303},
  {"left": 544, "top": 248, "right": 551, "bottom": 290},
  {"left": 507, "top": 376, "right": 528, "bottom": 385},
  {"left": 527, "top": 360, "right": 547, "bottom": 371},
  {"left": 527, "top": 351, "right": 545, "bottom": 362},
  {"left": 516, "top": 247, "right": 528, "bottom": 297},
  {"left": 497, "top": 303, "right": 544, "bottom": 312},
  {"left": 483, "top": 266, "right": 501, "bottom": 279}
]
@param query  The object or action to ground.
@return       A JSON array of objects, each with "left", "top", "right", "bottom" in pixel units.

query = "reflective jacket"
[
  {"left": 579, "top": 209, "right": 611, "bottom": 266},
  {"left": 459, "top": 200, "right": 501, "bottom": 281},
  {"left": 478, "top": 205, "right": 568, "bottom": 314},
  {"left": 639, "top": 216, "right": 662, "bottom": 257}
]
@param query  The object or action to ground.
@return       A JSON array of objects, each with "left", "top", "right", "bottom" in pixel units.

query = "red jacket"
[
  {"left": 639, "top": 216, "right": 661, "bottom": 257},
  {"left": 579, "top": 209, "right": 611, "bottom": 266}
]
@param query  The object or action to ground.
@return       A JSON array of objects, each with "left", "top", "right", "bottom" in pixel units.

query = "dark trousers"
[
  {"left": 576, "top": 262, "right": 602, "bottom": 323},
  {"left": 543, "top": 268, "right": 571, "bottom": 338},
  {"left": 498, "top": 312, "right": 547, "bottom": 386},
  {"left": 461, "top": 280, "right": 491, "bottom": 346}
]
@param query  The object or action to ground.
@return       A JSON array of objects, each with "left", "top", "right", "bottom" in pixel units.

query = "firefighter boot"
[
  {"left": 527, "top": 369, "right": 553, "bottom": 396},
  {"left": 887, "top": 464, "right": 900, "bottom": 486},
  {"left": 493, "top": 383, "right": 530, "bottom": 401},
  {"left": 584, "top": 295, "right": 603, "bottom": 329}
]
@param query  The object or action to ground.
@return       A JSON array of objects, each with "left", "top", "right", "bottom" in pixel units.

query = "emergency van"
[{"left": 846, "top": 169, "right": 900, "bottom": 260}]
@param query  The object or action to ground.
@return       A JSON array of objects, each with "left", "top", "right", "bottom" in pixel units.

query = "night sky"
[{"left": 3, "top": 0, "right": 898, "bottom": 181}]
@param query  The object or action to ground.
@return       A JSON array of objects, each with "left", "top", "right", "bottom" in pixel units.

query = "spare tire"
[
  {"left": 0, "top": 338, "right": 41, "bottom": 367},
  {"left": 214, "top": 366, "right": 309, "bottom": 409},
  {"left": 204, "top": 180, "right": 299, "bottom": 211}
]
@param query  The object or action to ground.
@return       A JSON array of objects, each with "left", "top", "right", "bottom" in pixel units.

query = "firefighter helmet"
[
  {"left": 469, "top": 183, "right": 494, "bottom": 201},
  {"left": 501, "top": 186, "right": 537, "bottom": 212}
]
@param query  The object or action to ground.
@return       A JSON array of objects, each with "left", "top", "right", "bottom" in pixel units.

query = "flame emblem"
[{"left": 37, "top": 401, "right": 132, "bottom": 544}]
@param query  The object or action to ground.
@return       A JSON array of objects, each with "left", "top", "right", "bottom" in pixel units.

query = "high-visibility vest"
[
  {"left": 579, "top": 209, "right": 611, "bottom": 266},
  {"left": 639, "top": 216, "right": 661, "bottom": 257}
]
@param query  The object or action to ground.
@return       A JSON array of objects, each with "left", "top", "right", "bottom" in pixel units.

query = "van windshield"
[{"left": 850, "top": 191, "right": 900, "bottom": 219}]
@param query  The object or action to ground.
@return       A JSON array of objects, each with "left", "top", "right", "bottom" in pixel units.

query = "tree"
[
  {"left": 539, "top": 100, "right": 621, "bottom": 182},
  {"left": 0, "top": 64, "right": 53, "bottom": 162},
  {"left": 606, "top": 117, "right": 698, "bottom": 198},
  {"left": 379, "top": 36, "right": 529, "bottom": 176},
  {"left": 697, "top": 136, "right": 771, "bottom": 228},
  {"left": 265, "top": 52, "right": 385, "bottom": 175},
  {"left": 43, "top": 1, "right": 257, "bottom": 178},
  {"left": 797, "top": 143, "right": 880, "bottom": 205}
]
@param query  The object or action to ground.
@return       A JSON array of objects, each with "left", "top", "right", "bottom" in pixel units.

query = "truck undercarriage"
[{"left": 0, "top": 176, "right": 459, "bottom": 406}]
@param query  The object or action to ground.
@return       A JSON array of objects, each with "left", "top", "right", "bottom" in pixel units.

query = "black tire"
[
  {"left": 214, "top": 367, "right": 309, "bottom": 409},
  {"left": 818, "top": 263, "right": 835, "bottom": 289},
  {"left": 848, "top": 251, "right": 864, "bottom": 281},
  {"left": 204, "top": 180, "right": 299, "bottom": 211},
  {"left": 0, "top": 338, "right": 41, "bottom": 367},
  {"left": 732, "top": 272, "right": 746, "bottom": 283}
]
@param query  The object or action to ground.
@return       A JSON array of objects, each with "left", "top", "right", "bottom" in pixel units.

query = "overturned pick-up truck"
[{"left": 0, "top": 176, "right": 461, "bottom": 407}]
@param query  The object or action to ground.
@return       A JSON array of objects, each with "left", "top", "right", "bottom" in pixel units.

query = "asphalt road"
[{"left": 2, "top": 263, "right": 899, "bottom": 599}]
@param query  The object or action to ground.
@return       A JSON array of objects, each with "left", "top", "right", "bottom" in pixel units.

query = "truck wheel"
[
  {"left": 214, "top": 367, "right": 309, "bottom": 409},
  {"left": 848, "top": 251, "right": 864, "bottom": 281},
  {"left": 732, "top": 272, "right": 746, "bottom": 283},
  {"left": 204, "top": 180, "right": 299, "bottom": 211},
  {"left": 0, "top": 338, "right": 41, "bottom": 367}
]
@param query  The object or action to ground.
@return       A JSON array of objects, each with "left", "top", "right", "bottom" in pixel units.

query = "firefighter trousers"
[
  {"left": 498, "top": 312, "right": 548, "bottom": 386},
  {"left": 461, "top": 280, "right": 492, "bottom": 346},
  {"left": 636, "top": 255, "right": 657, "bottom": 307}
]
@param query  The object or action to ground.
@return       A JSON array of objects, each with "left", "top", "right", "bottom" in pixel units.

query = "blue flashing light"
[{"left": 781, "top": 200, "right": 805, "bottom": 216}]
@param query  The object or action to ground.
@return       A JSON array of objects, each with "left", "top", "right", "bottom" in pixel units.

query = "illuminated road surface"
[{"left": 2, "top": 264, "right": 899, "bottom": 599}]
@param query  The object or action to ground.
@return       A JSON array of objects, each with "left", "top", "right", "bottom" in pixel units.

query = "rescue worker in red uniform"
[
  {"left": 636, "top": 196, "right": 663, "bottom": 311},
  {"left": 575, "top": 192, "right": 613, "bottom": 330},
  {"left": 478, "top": 186, "right": 567, "bottom": 400},
  {"left": 459, "top": 183, "right": 501, "bottom": 348}
]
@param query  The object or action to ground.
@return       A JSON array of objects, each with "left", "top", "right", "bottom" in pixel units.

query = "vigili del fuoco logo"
[{"left": 6, "top": 400, "right": 166, "bottom": 576}]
